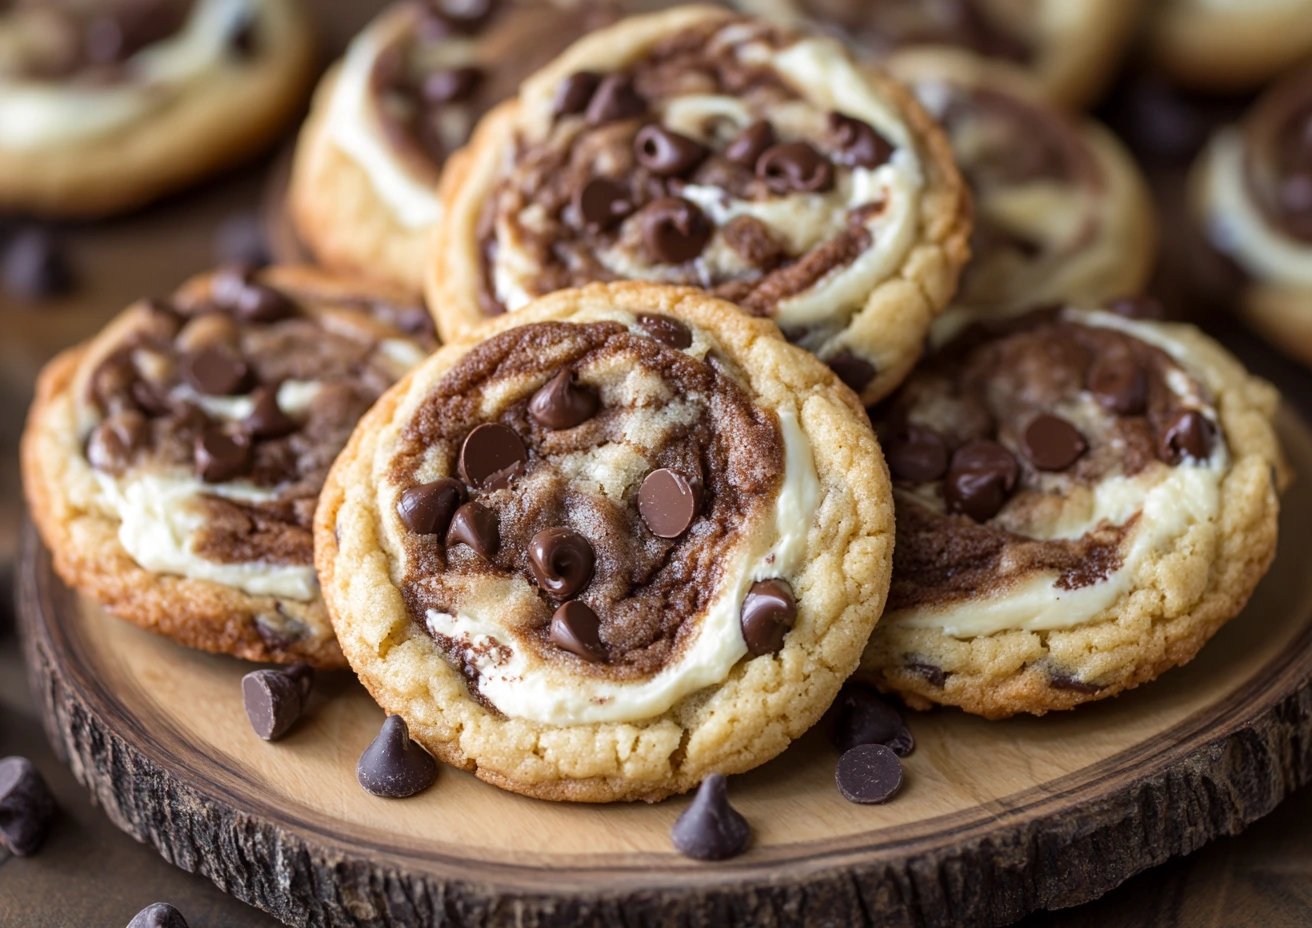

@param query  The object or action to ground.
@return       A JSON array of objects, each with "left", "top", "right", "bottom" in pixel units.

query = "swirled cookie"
[
  {"left": 22, "top": 266, "right": 435, "bottom": 666},
  {"left": 316, "top": 282, "right": 894, "bottom": 801},
  {"left": 858, "top": 306, "right": 1287, "bottom": 718},
  {"left": 1148, "top": 0, "right": 1312, "bottom": 92},
  {"left": 0, "top": 0, "right": 314, "bottom": 218},
  {"left": 428, "top": 5, "right": 970, "bottom": 405},
  {"left": 1193, "top": 64, "right": 1312, "bottom": 369}
]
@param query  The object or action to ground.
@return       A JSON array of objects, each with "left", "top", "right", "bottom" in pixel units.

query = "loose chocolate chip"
[
  {"left": 573, "top": 178, "right": 633, "bottom": 233},
  {"left": 3, "top": 227, "right": 74, "bottom": 300},
  {"left": 213, "top": 210, "right": 270, "bottom": 268},
  {"left": 127, "top": 903, "right": 189, "bottom": 928},
  {"left": 638, "top": 468, "right": 702, "bottom": 538},
  {"left": 740, "top": 579, "right": 796, "bottom": 656},
  {"left": 555, "top": 70, "right": 602, "bottom": 116},
  {"left": 635, "top": 313, "right": 692, "bottom": 348},
  {"left": 244, "top": 386, "right": 297, "bottom": 439},
  {"left": 529, "top": 528, "right": 595, "bottom": 599},
  {"left": 640, "top": 196, "right": 711, "bottom": 264},
  {"left": 529, "top": 370, "right": 599, "bottom": 429},
  {"left": 724, "top": 119, "right": 775, "bottom": 169},
  {"left": 1023, "top": 414, "right": 1087, "bottom": 471},
  {"left": 397, "top": 478, "right": 466, "bottom": 535},
  {"left": 826, "top": 349, "right": 876, "bottom": 394},
  {"left": 242, "top": 666, "right": 311, "bottom": 741},
  {"left": 756, "top": 142, "right": 835, "bottom": 194},
  {"left": 232, "top": 282, "right": 294, "bottom": 323},
  {"left": 458, "top": 422, "right": 528, "bottom": 489},
  {"left": 831, "top": 685, "right": 914, "bottom": 756},
  {"left": 829, "top": 112, "right": 893, "bottom": 168},
  {"left": 180, "top": 344, "right": 248, "bottom": 396},
  {"left": 1104, "top": 295, "right": 1165, "bottom": 320},
  {"left": 884, "top": 425, "right": 948, "bottom": 484},
  {"left": 1087, "top": 355, "right": 1147, "bottom": 415},
  {"left": 423, "top": 66, "right": 483, "bottom": 104},
  {"left": 357, "top": 715, "right": 436, "bottom": 798},
  {"left": 194, "top": 427, "right": 251, "bottom": 483},
  {"left": 944, "top": 439, "right": 1018, "bottom": 522},
  {"left": 634, "top": 125, "right": 708, "bottom": 177},
  {"left": 585, "top": 73, "right": 645, "bottom": 125},
  {"left": 835, "top": 744, "right": 903, "bottom": 804},
  {"left": 0, "top": 757, "right": 56, "bottom": 857},
  {"left": 1157, "top": 409, "right": 1214, "bottom": 464},
  {"left": 550, "top": 600, "right": 606, "bottom": 662},
  {"left": 445, "top": 501, "right": 499, "bottom": 560},
  {"left": 670, "top": 773, "right": 750, "bottom": 861}
]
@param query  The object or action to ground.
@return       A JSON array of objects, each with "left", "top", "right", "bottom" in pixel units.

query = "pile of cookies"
[{"left": 12, "top": 0, "right": 1301, "bottom": 862}]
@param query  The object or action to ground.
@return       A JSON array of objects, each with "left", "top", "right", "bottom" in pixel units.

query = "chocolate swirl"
[
  {"left": 1243, "top": 62, "right": 1312, "bottom": 243},
  {"left": 794, "top": 0, "right": 1032, "bottom": 63}
]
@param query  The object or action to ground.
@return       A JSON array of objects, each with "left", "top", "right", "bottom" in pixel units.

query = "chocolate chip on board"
[
  {"left": 831, "top": 685, "right": 915, "bottom": 756},
  {"left": 445, "top": 501, "right": 500, "bottom": 560},
  {"left": 242, "top": 666, "right": 308, "bottom": 741},
  {"left": 638, "top": 468, "right": 703, "bottom": 538},
  {"left": 529, "top": 528, "right": 595, "bottom": 599},
  {"left": 357, "top": 715, "right": 437, "bottom": 798},
  {"left": 670, "top": 773, "right": 751, "bottom": 861},
  {"left": 740, "top": 579, "right": 797, "bottom": 656},
  {"left": 550, "top": 600, "right": 606, "bottom": 662},
  {"left": 0, "top": 756, "right": 57, "bottom": 857},
  {"left": 835, "top": 744, "right": 904, "bottom": 804},
  {"left": 1023, "top": 414, "right": 1087, "bottom": 471},
  {"left": 529, "top": 370, "right": 599, "bottom": 429},
  {"left": 458, "top": 423, "right": 528, "bottom": 489},
  {"left": 635, "top": 313, "right": 692, "bottom": 348},
  {"left": 397, "top": 478, "right": 467, "bottom": 535},
  {"left": 126, "top": 903, "right": 190, "bottom": 928}
]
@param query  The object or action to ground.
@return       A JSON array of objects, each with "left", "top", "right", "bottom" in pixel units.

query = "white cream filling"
[
  {"left": 179, "top": 378, "right": 322, "bottom": 423},
  {"left": 423, "top": 405, "right": 821, "bottom": 726},
  {"left": 0, "top": 0, "right": 254, "bottom": 150}
]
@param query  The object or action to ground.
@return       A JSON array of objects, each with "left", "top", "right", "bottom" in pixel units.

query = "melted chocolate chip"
[
  {"left": 180, "top": 345, "right": 248, "bottom": 396},
  {"left": 638, "top": 468, "right": 702, "bottom": 538},
  {"left": 670, "top": 774, "right": 751, "bottom": 861},
  {"left": 86, "top": 412, "right": 149, "bottom": 474},
  {"left": 1088, "top": 355, "right": 1147, "bottom": 415},
  {"left": 445, "top": 501, "right": 499, "bottom": 560},
  {"left": 724, "top": 120, "right": 776, "bottom": 169},
  {"left": 458, "top": 423, "right": 527, "bottom": 489},
  {"left": 3, "top": 227, "right": 74, "bottom": 300},
  {"left": 127, "top": 903, "right": 189, "bottom": 928},
  {"left": 242, "top": 665, "right": 312, "bottom": 741},
  {"left": 585, "top": 73, "right": 645, "bottom": 125},
  {"left": 422, "top": 66, "right": 483, "bottom": 104},
  {"left": 634, "top": 125, "right": 708, "bottom": 177},
  {"left": 397, "top": 478, "right": 467, "bottom": 535},
  {"left": 530, "top": 528, "right": 595, "bottom": 599},
  {"left": 1104, "top": 295, "right": 1166, "bottom": 320},
  {"left": 740, "top": 579, "right": 796, "bottom": 656},
  {"left": 357, "top": 715, "right": 436, "bottom": 798},
  {"left": 194, "top": 428, "right": 251, "bottom": 483},
  {"left": 529, "top": 370, "right": 599, "bottom": 429},
  {"left": 831, "top": 685, "right": 914, "bottom": 757},
  {"left": 640, "top": 197, "right": 711, "bottom": 264},
  {"left": 757, "top": 142, "right": 835, "bottom": 194},
  {"left": 1157, "top": 410, "right": 1214, "bottom": 464},
  {"left": 884, "top": 425, "right": 948, "bottom": 485},
  {"left": 550, "top": 600, "right": 606, "bottom": 662},
  {"left": 244, "top": 386, "right": 297, "bottom": 439},
  {"left": 0, "top": 757, "right": 56, "bottom": 857},
  {"left": 835, "top": 744, "right": 903, "bottom": 804},
  {"left": 635, "top": 313, "right": 692, "bottom": 348},
  {"left": 826, "top": 350, "right": 877, "bottom": 393},
  {"left": 573, "top": 178, "right": 633, "bottom": 233},
  {"left": 829, "top": 112, "right": 893, "bottom": 168},
  {"left": 944, "top": 439, "right": 1017, "bottom": 521},
  {"left": 555, "top": 71, "right": 602, "bottom": 117},
  {"left": 1023, "top": 414, "right": 1087, "bottom": 471}
]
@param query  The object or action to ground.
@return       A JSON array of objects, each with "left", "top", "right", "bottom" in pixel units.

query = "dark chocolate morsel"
[
  {"left": 829, "top": 112, "right": 893, "bottom": 168},
  {"left": 1157, "top": 409, "right": 1214, "bottom": 464},
  {"left": 638, "top": 468, "right": 703, "bottom": 538},
  {"left": 835, "top": 743, "right": 904, "bottom": 804},
  {"left": 554, "top": 70, "right": 602, "bottom": 116},
  {"left": 550, "top": 600, "right": 606, "bottom": 662},
  {"left": 423, "top": 66, "right": 483, "bottom": 104},
  {"left": 670, "top": 773, "right": 751, "bottom": 861},
  {"left": 1050, "top": 673, "right": 1103, "bottom": 694},
  {"left": 283, "top": 662, "right": 315, "bottom": 700},
  {"left": 232, "top": 282, "right": 294, "bottom": 323},
  {"left": 241, "top": 668, "right": 304, "bottom": 741},
  {"left": 1104, "top": 295, "right": 1166, "bottom": 320},
  {"left": 126, "top": 903, "right": 190, "bottom": 928},
  {"left": 573, "top": 178, "right": 633, "bottom": 233},
  {"left": 906, "top": 661, "right": 947, "bottom": 688},
  {"left": 86, "top": 411, "right": 149, "bottom": 474},
  {"left": 585, "top": 73, "right": 645, "bottom": 125},
  {"left": 1023, "top": 414, "right": 1087, "bottom": 471},
  {"left": 756, "top": 141, "right": 835, "bottom": 194},
  {"left": 357, "top": 715, "right": 437, "bottom": 798},
  {"left": 244, "top": 386, "right": 298, "bottom": 439},
  {"left": 826, "top": 349, "right": 876, "bottom": 393},
  {"left": 445, "top": 501, "right": 500, "bottom": 560},
  {"left": 0, "top": 756, "right": 56, "bottom": 857},
  {"left": 640, "top": 196, "right": 712, "bottom": 264},
  {"left": 529, "top": 528, "right": 595, "bottom": 599},
  {"left": 635, "top": 313, "right": 692, "bottom": 348},
  {"left": 1087, "top": 355, "right": 1147, "bottom": 415},
  {"left": 397, "top": 478, "right": 467, "bottom": 535},
  {"left": 831, "top": 684, "right": 914, "bottom": 757},
  {"left": 3, "top": 227, "right": 74, "bottom": 300},
  {"left": 634, "top": 124, "right": 708, "bottom": 177},
  {"left": 194, "top": 428, "right": 251, "bottom": 483},
  {"left": 944, "top": 439, "right": 1018, "bottom": 522},
  {"left": 213, "top": 210, "right": 270, "bottom": 268},
  {"left": 180, "top": 344, "right": 248, "bottom": 396},
  {"left": 883, "top": 424, "right": 948, "bottom": 484},
  {"left": 740, "top": 579, "right": 797, "bottom": 656},
  {"left": 529, "top": 370, "right": 599, "bottom": 429},
  {"left": 724, "top": 119, "right": 776, "bottom": 169},
  {"left": 458, "top": 422, "right": 528, "bottom": 489}
]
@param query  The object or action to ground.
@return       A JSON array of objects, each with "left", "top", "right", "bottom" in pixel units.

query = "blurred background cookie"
[{"left": 1147, "top": 0, "right": 1312, "bottom": 93}]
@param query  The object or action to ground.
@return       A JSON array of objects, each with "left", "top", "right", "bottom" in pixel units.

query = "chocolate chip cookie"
[
  {"left": 316, "top": 282, "right": 894, "bottom": 801},
  {"left": 22, "top": 266, "right": 434, "bottom": 666},
  {"left": 1148, "top": 0, "right": 1312, "bottom": 93}
]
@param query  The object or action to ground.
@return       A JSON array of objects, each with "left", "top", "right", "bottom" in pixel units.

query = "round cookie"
[
  {"left": 427, "top": 5, "right": 970, "bottom": 405},
  {"left": 316, "top": 282, "right": 894, "bottom": 802},
  {"left": 1147, "top": 0, "right": 1312, "bottom": 93},
  {"left": 289, "top": 0, "right": 621, "bottom": 295},
  {"left": 858, "top": 305, "right": 1288, "bottom": 719},
  {"left": 1192, "top": 63, "right": 1312, "bottom": 369},
  {"left": 0, "top": 0, "right": 314, "bottom": 218},
  {"left": 22, "top": 265, "right": 435, "bottom": 667}
]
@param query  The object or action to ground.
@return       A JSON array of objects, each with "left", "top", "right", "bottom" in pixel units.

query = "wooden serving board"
[{"left": 16, "top": 408, "right": 1312, "bottom": 928}]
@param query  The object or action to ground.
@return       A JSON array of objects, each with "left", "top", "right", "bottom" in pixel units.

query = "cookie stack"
[{"left": 18, "top": 1, "right": 1292, "bottom": 832}]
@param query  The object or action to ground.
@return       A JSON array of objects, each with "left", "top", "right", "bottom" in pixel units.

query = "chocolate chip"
[
  {"left": 127, "top": 903, "right": 189, "bottom": 928},
  {"left": 458, "top": 423, "right": 527, "bottom": 489},
  {"left": 1087, "top": 355, "right": 1147, "bottom": 415},
  {"left": 529, "top": 370, "right": 598, "bottom": 429},
  {"left": 829, "top": 112, "right": 893, "bottom": 168},
  {"left": 724, "top": 120, "right": 775, "bottom": 168},
  {"left": 884, "top": 425, "right": 948, "bottom": 484},
  {"left": 0, "top": 757, "right": 56, "bottom": 857},
  {"left": 555, "top": 71, "right": 601, "bottom": 117},
  {"left": 445, "top": 501, "right": 499, "bottom": 560},
  {"left": 585, "top": 73, "right": 645, "bottom": 125},
  {"left": 1104, "top": 295, "right": 1165, "bottom": 320},
  {"left": 3, "top": 227, "right": 74, "bottom": 300},
  {"left": 640, "top": 196, "right": 711, "bottom": 264},
  {"left": 757, "top": 142, "right": 834, "bottom": 194},
  {"left": 1157, "top": 409, "right": 1214, "bottom": 464},
  {"left": 906, "top": 661, "right": 947, "bottom": 688},
  {"left": 525, "top": 528, "right": 592, "bottom": 599},
  {"left": 194, "top": 427, "right": 251, "bottom": 483},
  {"left": 1050, "top": 673, "right": 1102, "bottom": 694},
  {"left": 397, "top": 478, "right": 466, "bottom": 535},
  {"left": 944, "top": 439, "right": 1018, "bottom": 521},
  {"left": 634, "top": 125, "right": 708, "bottom": 177},
  {"left": 740, "top": 579, "right": 796, "bottom": 656},
  {"left": 244, "top": 386, "right": 297, "bottom": 439},
  {"left": 835, "top": 744, "right": 903, "bottom": 804},
  {"left": 670, "top": 773, "right": 750, "bottom": 861},
  {"left": 357, "top": 715, "right": 436, "bottom": 798},
  {"left": 573, "top": 178, "right": 633, "bottom": 233},
  {"left": 242, "top": 665, "right": 312, "bottom": 741},
  {"left": 638, "top": 468, "right": 702, "bottom": 538},
  {"left": 635, "top": 313, "right": 692, "bottom": 348},
  {"left": 1023, "top": 414, "right": 1087, "bottom": 471},
  {"left": 232, "top": 283, "right": 294, "bottom": 323},
  {"left": 550, "top": 600, "right": 606, "bottom": 662},
  {"left": 213, "top": 210, "right": 270, "bottom": 268},
  {"left": 180, "top": 344, "right": 248, "bottom": 396},
  {"left": 831, "top": 685, "right": 914, "bottom": 756},
  {"left": 423, "top": 66, "right": 483, "bottom": 104},
  {"left": 86, "top": 411, "right": 149, "bottom": 474},
  {"left": 826, "top": 349, "right": 876, "bottom": 393}
]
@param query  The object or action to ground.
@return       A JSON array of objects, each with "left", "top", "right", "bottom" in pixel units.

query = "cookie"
[
  {"left": 22, "top": 266, "right": 435, "bottom": 667},
  {"left": 427, "top": 5, "right": 970, "bottom": 405},
  {"left": 1148, "top": 0, "right": 1312, "bottom": 93},
  {"left": 884, "top": 50, "right": 1156, "bottom": 344},
  {"left": 1192, "top": 63, "right": 1312, "bottom": 369},
  {"left": 315, "top": 282, "right": 894, "bottom": 802},
  {"left": 858, "top": 305, "right": 1288, "bottom": 719},
  {"left": 288, "top": 0, "right": 621, "bottom": 295}
]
